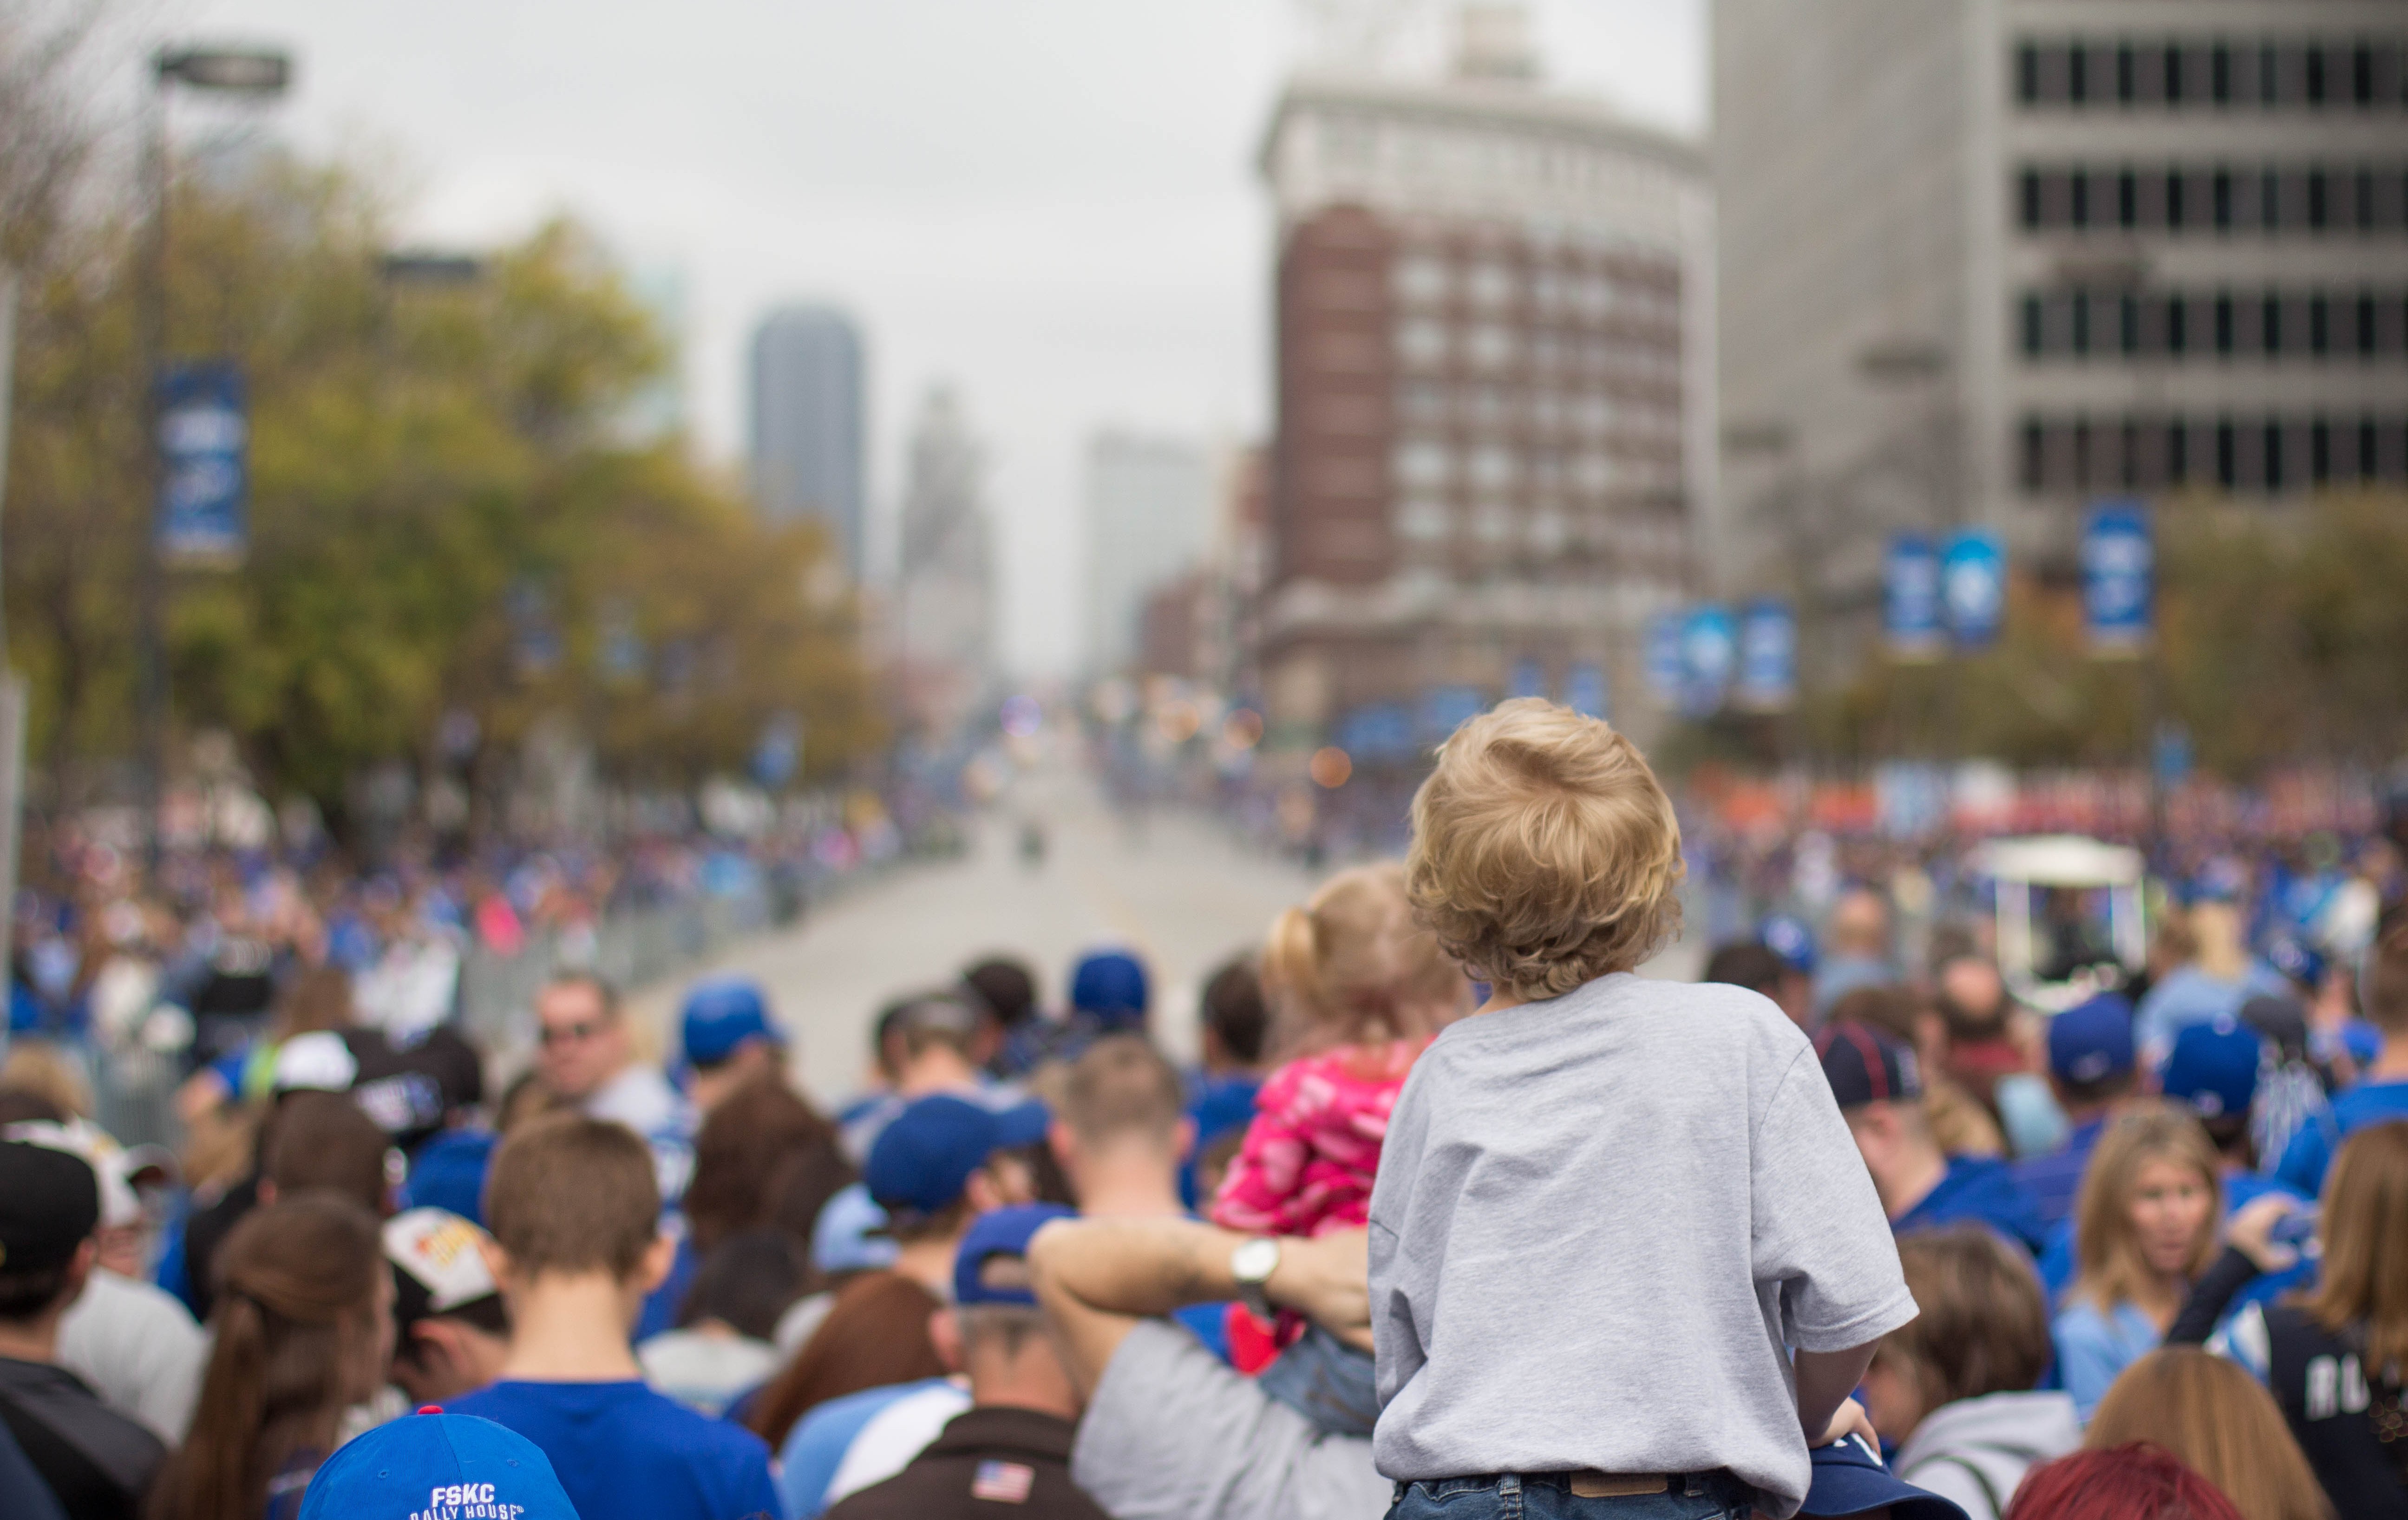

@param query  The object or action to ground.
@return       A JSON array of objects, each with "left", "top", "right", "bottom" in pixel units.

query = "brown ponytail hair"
[
  {"left": 1261, "top": 862, "right": 1470, "bottom": 1059},
  {"left": 150, "top": 1194, "right": 386, "bottom": 1520}
]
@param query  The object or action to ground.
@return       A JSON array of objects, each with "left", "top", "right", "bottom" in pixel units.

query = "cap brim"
[
  {"left": 1803, "top": 1468, "right": 1969, "bottom": 1520},
  {"left": 991, "top": 1100, "right": 1050, "bottom": 1149}
]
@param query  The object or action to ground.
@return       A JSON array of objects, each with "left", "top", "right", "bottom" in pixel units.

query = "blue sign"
[
  {"left": 1884, "top": 533, "right": 1943, "bottom": 661},
  {"left": 1509, "top": 658, "right": 1545, "bottom": 701},
  {"left": 1337, "top": 702, "right": 1414, "bottom": 762},
  {"left": 752, "top": 715, "right": 802, "bottom": 788},
  {"left": 1735, "top": 598, "right": 1797, "bottom": 712},
  {"left": 156, "top": 363, "right": 248, "bottom": 564},
  {"left": 1419, "top": 686, "right": 1489, "bottom": 745},
  {"left": 2083, "top": 501, "right": 2153, "bottom": 653},
  {"left": 1680, "top": 604, "right": 1738, "bottom": 718},
  {"left": 1643, "top": 612, "right": 1687, "bottom": 706},
  {"left": 1564, "top": 662, "right": 1609, "bottom": 721},
  {"left": 1940, "top": 530, "right": 2007, "bottom": 650}
]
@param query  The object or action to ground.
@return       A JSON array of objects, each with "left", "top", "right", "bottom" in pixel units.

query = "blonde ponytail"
[{"left": 1259, "top": 862, "right": 1469, "bottom": 1058}]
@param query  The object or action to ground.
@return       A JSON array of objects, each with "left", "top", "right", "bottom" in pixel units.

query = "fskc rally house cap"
[{"left": 298, "top": 1409, "right": 574, "bottom": 1520}]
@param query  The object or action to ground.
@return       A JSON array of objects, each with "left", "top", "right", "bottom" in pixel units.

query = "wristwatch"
[{"left": 1230, "top": 1236, "right": 1281, "bottom": 1320}]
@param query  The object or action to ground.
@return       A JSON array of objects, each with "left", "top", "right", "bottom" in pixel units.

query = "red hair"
[{"left": 2007, "top": 1445, "right": 2245, "bottom": 1520}]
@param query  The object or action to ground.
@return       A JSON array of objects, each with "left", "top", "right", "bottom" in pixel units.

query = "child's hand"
[{"left": 1813, "top": 1397, "right": 1878, "bottom": 1450}]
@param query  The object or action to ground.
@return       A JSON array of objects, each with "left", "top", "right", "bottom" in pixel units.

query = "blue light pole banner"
[
  {"left": 1643, "top": 612, "right": 1686, "bottom": 707},
  {"left": 156, "top": 362, "right": 249, "bottom": 564},
  {"left": 1564, "top": 662, "right": 1608, "bottom": 721},
  {"left": 1338, "top": 702, "right": 1414, "bottom": 762},
  {"left": 1884, "top": 533, "right": 1943, "bottom": 662},
  {"left": 1735, "top": 598, "right": 1798, "bottom": 712},
  {"left": 1940, "top": 529, "right": 2007, "bottom": 650},
  {"left": 1419, "top": 686, "right": 1489, "bottom": 746},
  {"left": 2082, "top": 500, "right": 2153, "bottom": 655},
  {"left": 1509, "top": 658, "right": 1545, "bottom": 700},
  {"left": 1680, "top": 603, "right": 1738, "bottom": 718}
]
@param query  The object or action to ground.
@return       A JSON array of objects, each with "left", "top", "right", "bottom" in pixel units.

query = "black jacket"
[{"left": 823, "top": 1406, "right": 1110, "bottom": 1520}]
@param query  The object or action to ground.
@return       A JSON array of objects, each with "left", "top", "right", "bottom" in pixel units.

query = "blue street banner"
[
  {"left": 1680, "top": 603, "right": 1738, "bottom": 718},
  {"left": 155, "top": 362, "right": 248, "bottom": 564},
  {"left": 1337, "top": 702, "right": 1414, "bottom": 763},
  {"left": 1735, "top": 598, "right": 1798, "bottom": 712},
  {"left": 1564, "top": 662, "right": 1609, "bottom": 721},
  {"left": 1884, "top": 533, "right": 1943, "bottom": 662},
  {"left": 1419, "top": 685, "right": 1489, "bottom": 745},
  {"left": 1643, "top": 611, "right": 1686, "bottom": 707},
  {"left": 752, "top": 715, "right": 802, "bottom": 789},
  {"left": 1509, "top": 658, "right": 1546, "bottom": 700},
  {"left": 1940, "top": 529, "right": 2007, "bottom": 650},
  {"left": 2082, "top": 500, "right": 2153, "bottom": 655}
]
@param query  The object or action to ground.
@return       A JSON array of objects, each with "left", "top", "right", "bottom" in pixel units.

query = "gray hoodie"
[{"left": 1892, "top": 1390, "right": 2082, "bottom": 1520}]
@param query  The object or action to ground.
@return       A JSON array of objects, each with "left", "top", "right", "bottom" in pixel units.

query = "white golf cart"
[{"left": 1970, "top": 835, "right": 2149, "bottom": 1014}]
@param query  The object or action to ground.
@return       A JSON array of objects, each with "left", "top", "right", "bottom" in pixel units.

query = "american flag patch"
[{"left": 971, "top": 1461, "right": 1035, "bottom": 1503}]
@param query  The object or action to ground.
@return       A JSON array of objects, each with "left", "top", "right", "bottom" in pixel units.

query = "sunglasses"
[{"left": 538, "top": 1019, "right": 607, "bottom": 1047}]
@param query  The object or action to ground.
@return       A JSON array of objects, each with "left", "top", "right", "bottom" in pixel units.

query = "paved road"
[
  {"left": 633, "top": 763, "right": 1707, "bottom": 1109},
  {"left": 633, "top": 765, "right": 1322, "bottom": 1107}
]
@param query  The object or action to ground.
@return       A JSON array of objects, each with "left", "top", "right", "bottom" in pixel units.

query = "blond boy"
[{"left": 1369, "top": 700, "right": 1914, "bottom": 1520}]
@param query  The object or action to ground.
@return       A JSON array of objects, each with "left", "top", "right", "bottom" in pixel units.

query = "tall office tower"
[
  {"left": 1717, "top": 1, "right": 2408, "bottom": 673},
  {"left": 1257, "top": 3, "right": 1714, "bottom": 755},
  {"left": 749, "top": 305, "right": 867, "bottom": 581},
  {"left": 895, "top": 385, "right": 997, "bottom": 732},
  {"left": 1081, "top": 431, "right": 1213, "bottom": 675}
]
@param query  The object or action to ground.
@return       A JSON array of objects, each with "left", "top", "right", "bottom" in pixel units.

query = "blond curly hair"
[{"left": 1405, "top": 698, "right": 1684, "bottom": 1000}]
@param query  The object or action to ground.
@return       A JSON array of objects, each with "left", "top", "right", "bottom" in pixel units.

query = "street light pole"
[{"left": 136, "top": 46, "right": 292, "bottom": 869}]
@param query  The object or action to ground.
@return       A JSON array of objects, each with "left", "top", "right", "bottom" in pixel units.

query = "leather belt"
[{"left": 1566, "top": 1472, "right": 1669, "bottom": 1498}]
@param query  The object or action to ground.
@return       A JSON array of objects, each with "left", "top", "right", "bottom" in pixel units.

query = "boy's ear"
[
  {"left": 478, "top": 1236, "right": 517, "bottom": 1293},
  {"left": 929, "top": 1307, "right": 963, "bottom": 1375},
  {"left": 637, "top": 1231, "right": 678, "bottom": 1294},
  {"left": 1047, "top": 1120, "right": 1076, "bottom": 1170},
  {"left": 1174, "top": 1116, "right": 1198, "bottom": 1165}
]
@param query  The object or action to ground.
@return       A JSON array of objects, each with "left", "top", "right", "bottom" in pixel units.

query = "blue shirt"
[
  {"left": 1894, "top": 1155, "right": 2050, "bottom": 1256},
  {"left": 1181, "top": 1073, "right": 1261, "bottom": 1208},
  {"left": 404, "top": 1129, "right": 496, "bottom": 1224},
  {"left": 2053, "top": 1299, "right": 2161, "bottom": 1422},
  {"left": 776, "top": 1378, "right": 949, "bottom": 1520},
  {"left": 2134, "top": 963, "right": 2288, "bottom": 1058},
  {"left": 448, "top": 1379, "right": 780, "bottom": 1520},
  {"left": 2012, "top": 1117, "right": 2109, "bottom": 1233},
  {"left": 2273, "top": 1078, "right": 2408, "bottom": 1198}
]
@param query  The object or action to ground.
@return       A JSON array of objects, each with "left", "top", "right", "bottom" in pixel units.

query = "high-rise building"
[
  {"left": 749, "top": 305, "right": 867, "bottom": 581},
  {"left": 1082, "top": 432, "right": 1214, "bottom": 675},
  {"left": 1717, "top": 1, "right": 2408, "bottom": 672},
  {"left": 1256, "top": 4, "right": 1715, "bottom": 755},
  {"left": 895, "top": 385, "right": 996, "bottom": 733}
]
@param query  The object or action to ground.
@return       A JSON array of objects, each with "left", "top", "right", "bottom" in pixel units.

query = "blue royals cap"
[
  {"left": 1069, "top": 949, "right": 1150, "bottom": 1030},
  {"left": 954, "top": 1203, "right": 1076, "bottom": 1307},
  {"left": 2262, "top": 934, "right": 2327, "bottom": 991},
  {"left": 2162, "top": 1017, "right": 2265, "bottom": 1121},
  {"left": 1802, "top": 1434, "right": 1968, "bottom": 1520},
  {"left": 2048, "top": 992, "right": 2136, "bottom": 1085},
  {"left": 680, "top": 975, "right": 782, "bottom": 1068},
  {"left": 1813, "top": 1023, "right": 1921, "bottom": 1111},
  {"left": 812, "top": 1181, "right": 900, "bottom": 1275},
  {"left": 298, "top": 1409, "right": 576, "bottom": 1520},
  {"left": 1761, "top": 914, "right": 1817, "bottom": 976},
  {"left": 864, "top": 1093, "right": 1050, "bottom": 1218}
]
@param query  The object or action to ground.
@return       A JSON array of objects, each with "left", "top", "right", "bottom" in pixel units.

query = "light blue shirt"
[
  {"left": 2052, "top": 1299, "right": 2162, "bottom": 1422},
  {"left": 2134, "top": 963, "right": 2288, "bottom": 1061}
]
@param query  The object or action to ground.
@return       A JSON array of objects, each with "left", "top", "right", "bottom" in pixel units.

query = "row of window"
[
  {"left": 2017, "top": 163, "right": 2408, "bottom": 235},
  {"left": 2019, "top": 288, "right": 2408, "bottom": 361},
  {"left": 2018, "top": 415, "right": 2408, "bottom": 496},
  {"left": 1389, "top": 254, "right": 1680, "bottom": 320},
  {"left": 1392, "top": 318, "right": 1681, "bottom": 378},
  {"left": 1392, "top": 380, "right": 1681, "bottom": 435},
  {"left": 1393, "top": 497, "right": 1688, "bottom": 563},
  {"left": 1392, "top": 438, "right": 1680, "bottom": 496},
  {"left": 2016, "top": 37, "right": 2408, "bottom": 110}
]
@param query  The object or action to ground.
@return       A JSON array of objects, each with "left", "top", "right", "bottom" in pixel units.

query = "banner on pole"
[
  {"left": 1941, "top": 529, "right": 2007, "bottom": 651},
  {"left": 1644, "top": 612, "right": 1686, "bottom": 707},
  {"left": 1884, "top": 533, "right": 1943, "bottom": 662},
  {"left": 1680, "top": 604, "right": 1738, "bottom": 718},
  {"left": 2082, "top": 500, "right": 2153, "bottom": 655},
  {"left": 1735, "top": 598, "right": 1798, "bottom": 712},
  {"left": 156, "top": 362, "right": 249, "bottom": 566},
  {"left": 1564, "top": 662, "right": 1609, "bottom": 721}
]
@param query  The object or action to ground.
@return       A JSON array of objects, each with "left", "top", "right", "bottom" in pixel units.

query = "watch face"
[{"left": 1232, "top": 1237, "right": 1280, "bottom": 1284}]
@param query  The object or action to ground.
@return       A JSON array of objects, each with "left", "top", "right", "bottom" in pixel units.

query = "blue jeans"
[
  {"left": 1386, "top": 1470, "right": 1754, "bottom": 1520},
  {"left": 1258, "top": 1324, "right": 1382, "bottom": 1437}
]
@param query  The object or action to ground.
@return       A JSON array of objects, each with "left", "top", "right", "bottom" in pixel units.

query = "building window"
[
  {"left": 2069, "top": 44, "right": 2089, "bottom": 105},
  {"left": 1394, "top": 319, "right": 1448, "bottom": 367},
  {"left": 2117, "top": 44, "right": 2137, "bottom": 105},
  {"left": 2071, "top": 292, "right": 2092, "bottom": 356},
  {"left": 1393, "top": 254, "right": 1451, "bottom": 306},
  {"left": 2213, "top": 170, "right": 2233, "bottom": 229},
  {"left": 2120, "top": 294, "right": 2141, "bottom": 354},
  {"left": 2021, "top": 295, "right": 2045, "bottom": 356},
  {"left": 1468, "top": 444, "right": 1518, "bottom": 491},
  {"left": 2310, "top": 296, "right": 2330, "bottom": 356},
  {"left": 2168, "top": 295, "right": 2189, "bottom": 355},
  {"left": 2166, "top": 170, "right": 2187, "bottom": 229},
  {"left": 2262, "top": 169, "right": 2283, "bottom": 230},
  {"left": 2071, "top": 171, "right": 2091, "bottom": 228},
  {"left": 2216, "top": 293, "right": 2236, "bottom": 355},
  {"left": 2360, "top": 293, "right": 2380, "bottom": 355},
  {"left": 2218, "top": 420, "right": 2238, "bottom": 487},
  {"left": 2021, "top": 169, "right": 2044, "bottom": 228},
  {"left": 2168, "top": 420, "right": 2189, "bottom": 484},
  {"left": 2119, "top": 169, "right": 2138, "bottom": 228},
  {"left": 1466, "top": 261, "right": 1514, "bottom": 310},
  {"left": 2018, "top": 43, "right": 2040, "bottom": 104},
  {"left": 1471, "top": 503, "right": 1514, "bottom": 543},
  {"left": 2265, "top": 422, "right": 2285, "bottom": 490},
  {"left": 2212, "top": 43, "right": 2233, "bottom": 104},
  {"left": 2312, "top": 420, "right": 2332, "bottom": 483},
  {"left": 1466, "top": 323, "right": 1515, "bottom": 371},
  {"left": 1396, "top": 496, "right": 1451, "bottom": 542},
  {"left": 2020, "top": 421, "right": 2046, "bottom": 489},
  {"left": 2263, "top": 292, "right": 2284, "bottom": 355},
  {"left": 2309, "top": 170, "right": 2329, "bottom": 230},
  {"left": 1393, "top": 439, "right": 1453, "bottom": 489},
  {"left": 2165, "top": 44, "right": 2186, "bottom": 105}
]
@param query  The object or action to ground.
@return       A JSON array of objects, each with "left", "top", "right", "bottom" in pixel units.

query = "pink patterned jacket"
[{"left": 1208, "top": 1037, "right": 1432, "bottom": 1239}]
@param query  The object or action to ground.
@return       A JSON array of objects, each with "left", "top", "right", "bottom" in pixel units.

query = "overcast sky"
[{"left": 168, "top": 0, "right": 1706, "bottom": 675}]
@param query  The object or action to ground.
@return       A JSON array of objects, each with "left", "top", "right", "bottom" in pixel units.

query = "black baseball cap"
[
  {"left": 1815, "top": 1022, "right": 1924, "bottom": 1110},
  {"left": 0, "top": 1140, "right": 100, "bottom": 1274}
]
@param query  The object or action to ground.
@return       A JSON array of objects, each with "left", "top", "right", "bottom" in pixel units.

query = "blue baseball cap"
[
  {"left": 1802, "top": 1434, "right": 1968, "bottom": 1520},
  {"left": 864, "top": 1094, "right": 1050, "bottom": 1217},
  {"left": 954, "top": 1203, "right": 1076, "bottom": 1307},
  {"left": 2262, "top": 935, "right": 2327, "bottom": 991},
  {"left": 2048, "top": 992, "right": 2136, "bottom": 1085},
  {"left": 2160, "top": 1017, "right": 2265, "bottom": 1121},
  {"left": 680, "top": 976, "right": 782, "bottom": 1068},
  {"left": 299, "top": 1410, "right": 576, "bottom": 1520},
  {"left": 1762, "top": 914, "right": 1817, "bottom": 976},
  {"left": 1069, "top": 950, "right": 1150, "bottom": 1030},
  {"left": 812, "top": 1182, "right": 900, "bottom": 1275}
]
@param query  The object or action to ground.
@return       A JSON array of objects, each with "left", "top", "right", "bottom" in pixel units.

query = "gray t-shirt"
[
  {"left": 1072, "top": 1321, "right": 1390, "bottom": 1520},
  {"left": 1368, "top": 973, "right": 1915, "bottom": 1519}
]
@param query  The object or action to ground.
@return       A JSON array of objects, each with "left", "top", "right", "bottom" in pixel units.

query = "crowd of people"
[{"left": 0, "top": 698, "right": 2404, "bottom": 1520}]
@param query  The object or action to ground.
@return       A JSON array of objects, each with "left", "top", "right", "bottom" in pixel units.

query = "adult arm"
[
  {"left": 2166, "top": 1194, "right": 2297, "bottom": 1346},
  {"left": 1793, "top": 1349, "right": 1879, "bottom": 1447},
  {"left": 1028, "top": 1219, "right": 1368, "bottom": 1399}
]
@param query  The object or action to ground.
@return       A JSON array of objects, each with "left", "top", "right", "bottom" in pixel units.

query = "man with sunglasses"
[{"left": 535, "top": 975, "right": 695, "bottom": 1206}]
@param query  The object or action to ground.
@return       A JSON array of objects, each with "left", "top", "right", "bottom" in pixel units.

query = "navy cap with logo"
[
  {"left": 1802, "top": 1434, "right": 1969, "bottom": 1520},
  {"left": 1814, "top": 1023, "right": 1922, "bottom": 1111},
  {"left": 864, "top": 1094, "right": 1050, "bottom": 1218},
  {"left": 2161, "top": 1017, "right": 2265, "bottom": 1121},
  {"left": 954, "top": 1204, "right": 1076, "bottom": 1307},
  {"left": 0, "top": 1140, "right": 99, "bottom": 1275},
  {"left": 1069, "top": 950, "right": 1150, "bottom": 1031},
  {"left": 680, "top": 976, "right": 783, "bottom": 1068},
  {"left": 2047, "top": 993, "right": 2136, "bottom": 1085},
  {"left": 298, "top": 1409, "right": 576, "bottom": 1520}
]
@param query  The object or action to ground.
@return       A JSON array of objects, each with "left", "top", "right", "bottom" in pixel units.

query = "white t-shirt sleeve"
[
  {"left": 1749, "top": 1050, "right": 1918, "bottom": 1353},
  {"left": 824, "top": 1383, "right": 971, "bottom": 1507}
]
